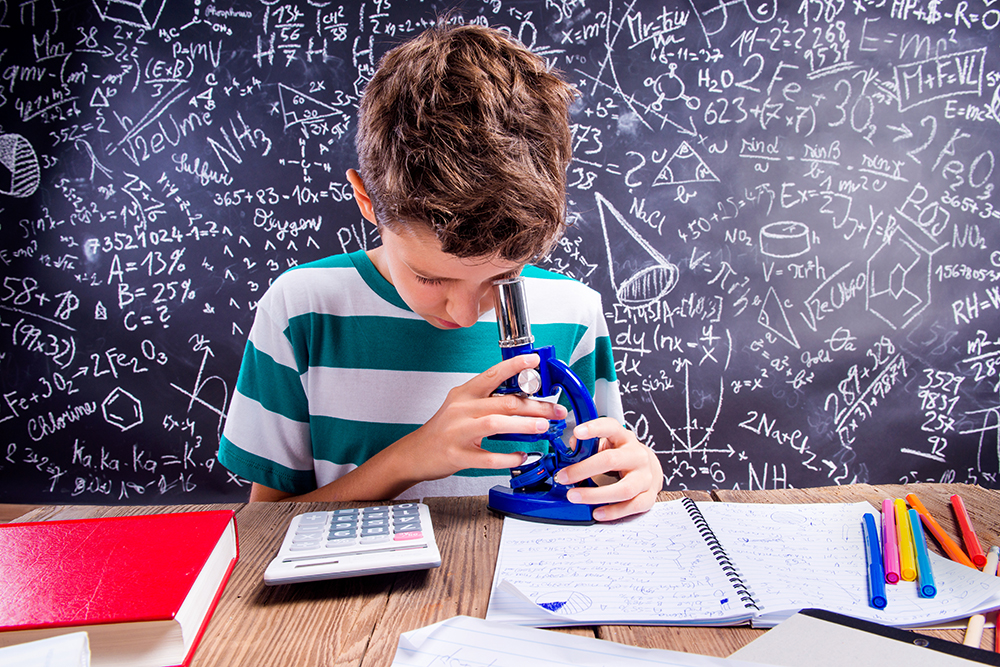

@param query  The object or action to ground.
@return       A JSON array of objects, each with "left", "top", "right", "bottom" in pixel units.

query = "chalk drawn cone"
[{"left": 597, "top": 192, "right": 679, "bottom": 305}]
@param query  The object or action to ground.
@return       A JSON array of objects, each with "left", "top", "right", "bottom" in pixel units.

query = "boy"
[{"left": 219, "top": 21, "right": 662, "bottom": 521}]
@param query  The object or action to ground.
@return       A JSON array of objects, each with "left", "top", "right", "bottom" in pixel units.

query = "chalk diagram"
[
  {"left": 652, "top": 141, "right": 720, "bottom": 187},
  {"left": 866, "top": 224, "right": 943, "bottom": 330},
  {"left": 92, "top": 0, "right": 167, "bottom": 30},
  {"left": 596, "top": 192, "right": 679, "bottom": 306},
  {"left": 276, "top": 84, "right": 350, "bottom": 182},
  {"left": 170, "top": 345, "right": 230, "bottom": 438},
  {"left": 277, "top": 83, "right": 350, "bottom": 131},
  {"left": 757, "top": 222, "right": 812, "bottom": 350},
  {"left": 0, "top": 134, "right": 41, "bottom": 198},
  {"left": 960, "top": 404, "right": 999, "bottom": 476},
  {"left": 688, "top": 0, "right": 778, "bottom": 44},
  {"left": 103, "top": 387, "right": 144, "bottom": 431},
  {"left": 576, "top": 2, "right": 700, "bottom": 137}
]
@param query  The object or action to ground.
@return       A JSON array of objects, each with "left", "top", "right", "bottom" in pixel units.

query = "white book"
[{"left": 487, "top": 499, "right": 1000, "bottom": 628}]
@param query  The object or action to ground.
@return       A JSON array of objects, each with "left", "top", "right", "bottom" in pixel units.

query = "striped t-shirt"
[{"left": 218, "top": 250, "right": 622, "bottom": 499}]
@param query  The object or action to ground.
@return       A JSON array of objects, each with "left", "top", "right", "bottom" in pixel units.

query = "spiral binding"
[{"left": 681, "top": 497, "right": 761, "bottom": 612}]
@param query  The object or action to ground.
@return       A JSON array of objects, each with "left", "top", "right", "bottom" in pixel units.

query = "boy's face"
[{"left": 369, "top": 224, "right": 523, "bottom": 330}]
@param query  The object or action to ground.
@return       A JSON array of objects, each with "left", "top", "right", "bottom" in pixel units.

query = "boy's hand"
[
  {"left": 554, "top": 417, "right": 663, "bottom": 521},
  {"left": 394, "top": 353, "right": 567, "bottom": 484}
]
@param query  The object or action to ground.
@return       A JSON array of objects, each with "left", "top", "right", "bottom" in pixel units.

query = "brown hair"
[{"left": 355, "top": 20, "right": 577, "bottom": 263}]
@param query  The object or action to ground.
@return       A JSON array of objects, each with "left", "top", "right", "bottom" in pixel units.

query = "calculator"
[{"left": 263, "top": 503, "right": 441, "bottom": 585}]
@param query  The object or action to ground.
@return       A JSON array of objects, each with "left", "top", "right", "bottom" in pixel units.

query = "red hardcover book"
[{"left": 0, "top": 510, "right": 239, "bottom": 667}]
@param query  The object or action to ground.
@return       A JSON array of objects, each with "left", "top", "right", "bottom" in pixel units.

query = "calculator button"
[
  {"left": 292, "top": 532, "right": 322, "bottom": 541},
  {"left": 330, "top": 521, "right": 357, "bottom": 531},
  {"left": 361, "top": 525, "right": 389, "bottom": 536},
  {"left": 360, "top": 535, "right": 392, "bottom": 544},
  {"left": 362, "top": 518, "right": 388, "bottom": 529},
  {"left": 394, "top": 503, "right": 416, "bottom": 510},
  {"left": 289, "top": 543, "right": 322, "bottom": 551},
  {"left": 332, "top": 508, "right": 358, "bottom": 516},
  {"left": 295, "top": 523, "right": 325, "bottom": 533},
  {"left": 393, "top": 507, "right": 419, "bottom": 517},
  {"left": 366, "top": 506, "right": 390, "bottom": 513},
  {"left": 329, "top": 529, "right": 355, "bottom": 538},
  {"left": 325, "top": 538, "right": 356, "bottom": 548},
  {"left": 393, "top": 531, "right": 424, "bottom": 541}
]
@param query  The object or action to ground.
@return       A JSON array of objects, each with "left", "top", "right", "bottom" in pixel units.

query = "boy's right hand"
[
  {"left": 251, "top": 353, "right": 565, "bottom": 503},
  {"left": 390, "top": 352, "right": 566, "bottom": 485}
]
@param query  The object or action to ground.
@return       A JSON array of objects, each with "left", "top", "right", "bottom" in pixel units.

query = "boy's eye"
[{"left": 414, "top": 274, "right": 443, "bottom": 286}]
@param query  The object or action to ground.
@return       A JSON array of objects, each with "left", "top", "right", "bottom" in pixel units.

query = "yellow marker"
[{"left": 894, "top": 498, "right": 917, "bottom": 581}]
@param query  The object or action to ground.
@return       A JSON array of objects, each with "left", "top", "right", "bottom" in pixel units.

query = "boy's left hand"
[{"left": 554, "top": 417, "right": 663, "bottom": 521}]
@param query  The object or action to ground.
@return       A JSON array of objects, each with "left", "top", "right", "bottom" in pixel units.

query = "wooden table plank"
[
  {"left": 4, "top": 485, "right": 997, "bottom": 662},
  {"left": 0, "top": 504, "right": 40, "bottom": 523},
  {"left": 193, "top": 501, "right": 397, "bottom": 667},
  {"left": 360, "top": 497, "right": 511, "bottom": 667}
]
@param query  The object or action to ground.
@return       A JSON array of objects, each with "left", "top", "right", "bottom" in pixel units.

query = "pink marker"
[{"left": 882, "top": 499, "right": 901, "bottom": 584}]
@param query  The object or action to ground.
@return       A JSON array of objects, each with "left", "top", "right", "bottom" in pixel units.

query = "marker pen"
[
  {"left": 881, "top": 499, "right": 900, "bottom": 584},
  {"left": 894, "top": 498, "right": 916, "bottom": 581},
  {"left": 908, "top": 508, "right": 936, "bottom": 598},
  {"left": 863, "top": 513, "right": 888, "bottom": 609}
]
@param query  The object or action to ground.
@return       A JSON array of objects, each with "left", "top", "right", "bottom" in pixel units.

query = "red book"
[{"left": 0, "top": 510, "right": 239, "bottom": 667}]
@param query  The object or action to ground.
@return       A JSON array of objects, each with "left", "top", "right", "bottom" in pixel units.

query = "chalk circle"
[
  {"left": 0, "top": 133, "right": 41, "bottom": 198},
  {"left": 535, "top": 591, "right": 593, "bottom": 615},
  {"left": 616, "top": 263, "right": 679, "bottom": 305},
  {"left": 760, "top": 221, "right": 811, "bottom": 259}
]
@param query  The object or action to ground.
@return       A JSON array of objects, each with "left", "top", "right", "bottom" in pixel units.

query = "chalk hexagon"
[{"left": 102, "top": 387, "right": 144, "bottom": 431}]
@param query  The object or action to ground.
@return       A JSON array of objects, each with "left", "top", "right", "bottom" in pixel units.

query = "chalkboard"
[{"left": 2, "top": 0, "right": 999, "bottom": 503}]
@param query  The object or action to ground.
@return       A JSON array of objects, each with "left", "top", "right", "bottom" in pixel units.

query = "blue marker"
[
  {"left": 863, "top": 513, "right": 888, "bottom": 609},
  {"left": 908, "top": 508, "right": 937, "bottom": 598}
]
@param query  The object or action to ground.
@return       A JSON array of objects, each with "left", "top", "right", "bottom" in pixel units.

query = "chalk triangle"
[
  {"left": 758, "top": 286, "right": 800, "bottom": 349},
  {"left": 278, "top": 83, "right": 347, "bottom": 129},
  {"left": 653, "top": 141, "right": 719, "bottom": 186}
]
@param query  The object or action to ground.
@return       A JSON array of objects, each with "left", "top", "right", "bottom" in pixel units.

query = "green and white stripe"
[{"left": 219, "top": 250, "right": 621, "bottom": 498}]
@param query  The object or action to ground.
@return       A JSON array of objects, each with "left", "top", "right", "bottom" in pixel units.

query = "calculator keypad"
[
  {"left": 265, "top": 502, "right": 440, "bottom": 584},
  {"left": 288, "top": 504, "right": 426, "bottom": 552}
]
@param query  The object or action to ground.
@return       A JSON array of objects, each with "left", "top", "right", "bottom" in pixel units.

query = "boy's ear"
[{"left": 346, "top": 169, "right": 377, "bottom": 224}]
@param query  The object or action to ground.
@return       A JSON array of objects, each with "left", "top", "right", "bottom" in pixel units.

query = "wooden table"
[{"left": 6, "top": 483, "right": 999, "bottom": 665}]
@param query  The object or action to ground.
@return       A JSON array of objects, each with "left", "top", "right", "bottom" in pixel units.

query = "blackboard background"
[{"left": 2, "top": 0, "right": 999, "bottom": 503}]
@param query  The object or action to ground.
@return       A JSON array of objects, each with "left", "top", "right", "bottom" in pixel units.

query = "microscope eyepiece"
[{"left": 492, "top": 277, "right": 534, "bottom": 349}]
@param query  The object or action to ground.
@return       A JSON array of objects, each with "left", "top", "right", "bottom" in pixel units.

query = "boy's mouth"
[{"left": 433, "top": 316, "right": 461, "bottom": 329}]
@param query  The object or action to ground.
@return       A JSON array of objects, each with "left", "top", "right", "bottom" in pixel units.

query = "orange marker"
[
  {"left": 951, "top": 494, "right": 987, "bottom": 568},
  {"left": 905, "top": 492, "right": 976, "bottom": 569}
]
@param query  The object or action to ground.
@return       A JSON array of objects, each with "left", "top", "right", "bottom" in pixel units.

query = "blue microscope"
[{"left": 487, "top": 276, "right": 601, "bottom": 524}]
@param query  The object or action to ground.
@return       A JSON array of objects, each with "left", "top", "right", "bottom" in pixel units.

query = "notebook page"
[
  {"left": 486, "top": 499, "right": 754, "bottom": 626},
  {"left": 695, "top": 501, "right": 1000, "bottom": 628},
  {"left": 392, "top": 615, "right": 766, "bottom": 667}
]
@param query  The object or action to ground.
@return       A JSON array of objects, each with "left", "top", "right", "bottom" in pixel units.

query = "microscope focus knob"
[{"left": 517, "top": 368, "right": 542, "bottom": 395}]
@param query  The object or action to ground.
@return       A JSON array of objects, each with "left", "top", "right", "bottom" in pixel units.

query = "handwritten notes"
[{"left": 487, "top": 500, "right": 1000, "bottom": 628}]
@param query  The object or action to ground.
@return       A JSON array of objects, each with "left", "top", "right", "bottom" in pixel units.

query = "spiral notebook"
[{"left": 486, "top": 498, "right": 1000, "bottom": 628}]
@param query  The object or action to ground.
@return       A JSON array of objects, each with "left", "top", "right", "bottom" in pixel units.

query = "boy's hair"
[{"left": 355, "top": 20, "right": 577, "bottom": 263}]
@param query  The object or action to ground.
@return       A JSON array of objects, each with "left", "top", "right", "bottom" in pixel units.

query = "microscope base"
[{"left": 487, "top": 484, "right": 596, "bottom": 525}]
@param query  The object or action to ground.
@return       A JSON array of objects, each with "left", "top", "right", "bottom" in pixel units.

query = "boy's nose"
[{"left": 447, "top": 287, "right": 493, "bottom": 328}]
